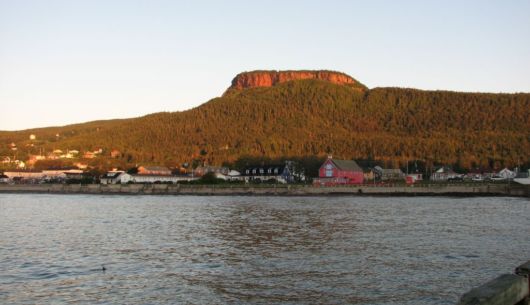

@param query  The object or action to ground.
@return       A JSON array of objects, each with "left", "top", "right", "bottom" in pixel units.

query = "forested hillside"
[{"left": 1, "top": 74, "right": 529, "bottom": 172}]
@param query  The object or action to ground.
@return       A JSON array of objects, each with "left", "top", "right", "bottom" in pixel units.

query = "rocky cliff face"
[{"left": 225, "top": 70, "right": 366, "bottom": 94}]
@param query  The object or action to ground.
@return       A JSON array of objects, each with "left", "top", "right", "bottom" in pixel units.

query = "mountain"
[{"left": 1, "top": 70, "right": 529, "bottom": 173}]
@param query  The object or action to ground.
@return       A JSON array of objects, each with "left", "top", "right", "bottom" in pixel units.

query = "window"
[
  {"left": 260, "top": 169, "right": 264, "bottom": 174},
  {"left": 268, "top": 168, "right": 272, "bottom": 174},
  {"left": 325, "top": 164, "right": 333, "bottom": 177},
  {"left": 246, "top": 170, "right": 250, "bottom": 174},
  {"left": 274, "top": 168, "right": 279, "bottom": 174}
]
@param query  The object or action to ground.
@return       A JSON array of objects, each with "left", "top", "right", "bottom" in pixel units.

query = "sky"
[{"left": 1, "top": 0, "right": 529, "bottom": 131}]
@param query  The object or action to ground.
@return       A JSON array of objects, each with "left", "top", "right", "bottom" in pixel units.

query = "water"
[{"left": 0, "top": 194, "right": 529, "bottom": 305}]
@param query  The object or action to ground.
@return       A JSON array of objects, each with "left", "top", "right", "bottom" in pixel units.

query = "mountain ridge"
[{"left": 1, "top": 71, "right": 529, "bottom": 172}]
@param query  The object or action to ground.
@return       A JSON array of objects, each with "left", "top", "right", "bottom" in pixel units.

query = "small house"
[
  {"left": 430, "top": 166, "right": 459, "bottom": 181},
  {"left": 100, "top": 171, "right": 125, "bottom": 184},
  {"left": 0, "top": 174, "right": 9, "bottom": 183}
]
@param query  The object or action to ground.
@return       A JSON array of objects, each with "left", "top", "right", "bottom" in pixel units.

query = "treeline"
[{"left": 1, "top": 79, "right": 529, "bottom": 172}]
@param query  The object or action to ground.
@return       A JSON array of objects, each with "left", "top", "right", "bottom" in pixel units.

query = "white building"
[
  {"left": 497, "top": 168, "right": 516, "bottom": 179},
  {"left": 119, "top": 173, "right": 198, "bottom": 184},
  {"left": 100, "top": 171, "right": 125, "bottom": 184},
  {"left": 3, "top": 170, "right": 44, "bottom": 180}
]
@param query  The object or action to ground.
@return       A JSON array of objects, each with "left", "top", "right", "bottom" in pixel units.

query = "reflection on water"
[{"left": 0, "top": 195, "right": 529, "bottom": 304}]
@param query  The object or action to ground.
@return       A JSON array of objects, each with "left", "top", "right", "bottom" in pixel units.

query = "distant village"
[{"left": 1, "top": 134, "right": 530, "bottom": 186}]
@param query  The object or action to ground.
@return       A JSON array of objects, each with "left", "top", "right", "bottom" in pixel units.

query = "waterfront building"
[
  {"left": 430, "top": 166, "right": 460, "bottom": 181},
  {"left": 100, "top": 171, "right": 125, "bottom": 184},
  {"left": 313, "top": 156, "right": 364, "bottom": 185},
  {"left": 0, "top": 174, "right": 9, "bottom": 183},
  {"left": 119, "top": 173, "right": 196, "bottom": 184},
  {"left": 241, "top": 162, "right": 296, "bottom": 184}
]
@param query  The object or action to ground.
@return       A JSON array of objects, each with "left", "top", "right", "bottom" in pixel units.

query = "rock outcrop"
[{"left": 224, "top": 70, "right": 366, "bottom": 94}]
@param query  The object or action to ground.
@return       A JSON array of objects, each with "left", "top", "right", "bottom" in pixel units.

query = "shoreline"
[{"left": 1, "top": 183, "right": 529, "bottom": 197}]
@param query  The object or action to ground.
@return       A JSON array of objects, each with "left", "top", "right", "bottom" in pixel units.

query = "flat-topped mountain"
[
  {"left": 0, "top": 70, "right": 529, "bottom": 172},
  {"left": 225, "top": 70, "right": 367, "bottom": 95}
]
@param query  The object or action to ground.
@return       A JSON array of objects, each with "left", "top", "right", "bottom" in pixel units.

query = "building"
[
  {"left": 118, "top": 173, "right": 197, "bottom": 184},
  {"left": 373, "top": 166, "right": 405, "bottom": 181},
  {"left": 137, "top": 166, "right": 172, "bottom": 176},
  {"left": 193, "top": 166, "right": 229, "bottom": 177},
  {"left": 3, "top": 170, "right": 45, "bottom": 180},
  {"left": 83, "top": 151, "right": 96, "bottom": 159},
  {"left": 497, "top": 168, "right": 516, "bottom": 179},
  {"left": 100, "top": 171, "right": 125, "bottom": 184},
  {"left": 0, "top": 174, "right": 9, "bottom": 183},
  {"left": 241, "top": 163, "right": 296, "bottom": 183},
  {"left": 406, "top": 173, "right": 423, "bottom": 184},
  {"left": 430, "top": 166, "right": 460, "bottom": 181},
  {"left": 110, "top": 149, "right": 121, "bottom": 158},
  {"left": 42, "top": 167, "right": 83, "bottom": 179},
  {"left": 226, "top": 170, "right": 242, "bottom": 181},
  {"left": 314, "top": 157, "right": 364, "bottom": 185}
]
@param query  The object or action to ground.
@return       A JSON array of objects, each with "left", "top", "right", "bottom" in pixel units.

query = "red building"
[{"left": 314, "top": 157, "right": 364, "bottom": 186}]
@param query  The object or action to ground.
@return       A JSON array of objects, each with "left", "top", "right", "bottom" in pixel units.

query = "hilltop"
[{"left": 1, "top": 70, "right": 529, "bottom": 173}]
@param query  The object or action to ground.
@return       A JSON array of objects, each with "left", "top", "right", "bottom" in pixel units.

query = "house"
[
  {"left": 313, "top": 157, "right": 364, "bottom": 185},
  {"left": 137, "top": 166, "right": 172, "bottom": 176},
  {"left": 373, "top": 166, "right": 405, "bottom": 181},
  {"left": 193, "top": 166, "right": 229, "bottom": 177},
  {"left": 100, "top": 171, "right": 125, "bottom": 184},
  {"left": 497, "top": 168, "right": 516, "bottom": 179},
  {"left": 241, "top": 162, "right": 296, "bottom": 183},
  {"left": 430, "top": 166, "right": 459, "bottom": 181},
  {"left": 42, "top": 167, "right": 83, "bottom": 179},
  {"left": 119, "top": 173, "right": 197, "bottom": 184},
  {"left": 110, "top": 149, "right": 121, "bottom": 158},
  {"left": 0, "top": 174, "right": 9, "bottom": 183},
  {"left": 3, "top": 170, "right": 45, "bottom": 180},
  {"left": 227, "top": 170, "right": 242, "bottom": 181}
]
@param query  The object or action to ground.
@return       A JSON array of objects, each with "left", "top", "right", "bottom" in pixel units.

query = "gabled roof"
[
  {"left": 242, "top": 164, "right": 286, "bottom": 176},
  {"left": 330, "top": 159, "right": 362, "bottom": 172}
]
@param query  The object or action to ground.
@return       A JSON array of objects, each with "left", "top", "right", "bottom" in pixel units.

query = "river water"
[{"left": 0, "top": 194, "right": 529, "bottom": 305}]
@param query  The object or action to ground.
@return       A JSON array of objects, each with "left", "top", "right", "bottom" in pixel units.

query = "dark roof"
[
  {"left": 0, "top": 174, "right": 8, "bottom": 179},
  {"left": 101, "top": 172, "right": 122, "bottom": 179},
  {"left": 330, "top": 159, "right": 362, "bottom": 172}
]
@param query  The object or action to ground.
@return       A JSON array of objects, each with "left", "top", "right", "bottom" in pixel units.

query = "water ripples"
[{"left": 0, "top": 194, "right": 529, "bottom": 304}]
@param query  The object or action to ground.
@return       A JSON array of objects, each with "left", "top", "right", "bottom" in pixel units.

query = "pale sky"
[{"left": 1, "top": 0, "right": 529, "bottom": 131}]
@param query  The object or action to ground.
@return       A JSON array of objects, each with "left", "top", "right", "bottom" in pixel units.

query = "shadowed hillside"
[{"left": 1, "top": 70, "right": 529, "bottom": 172}]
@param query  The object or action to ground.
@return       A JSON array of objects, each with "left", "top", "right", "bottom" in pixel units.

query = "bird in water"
[{"left": 101, "top": 265, "right": 106, "bottom": 272}]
